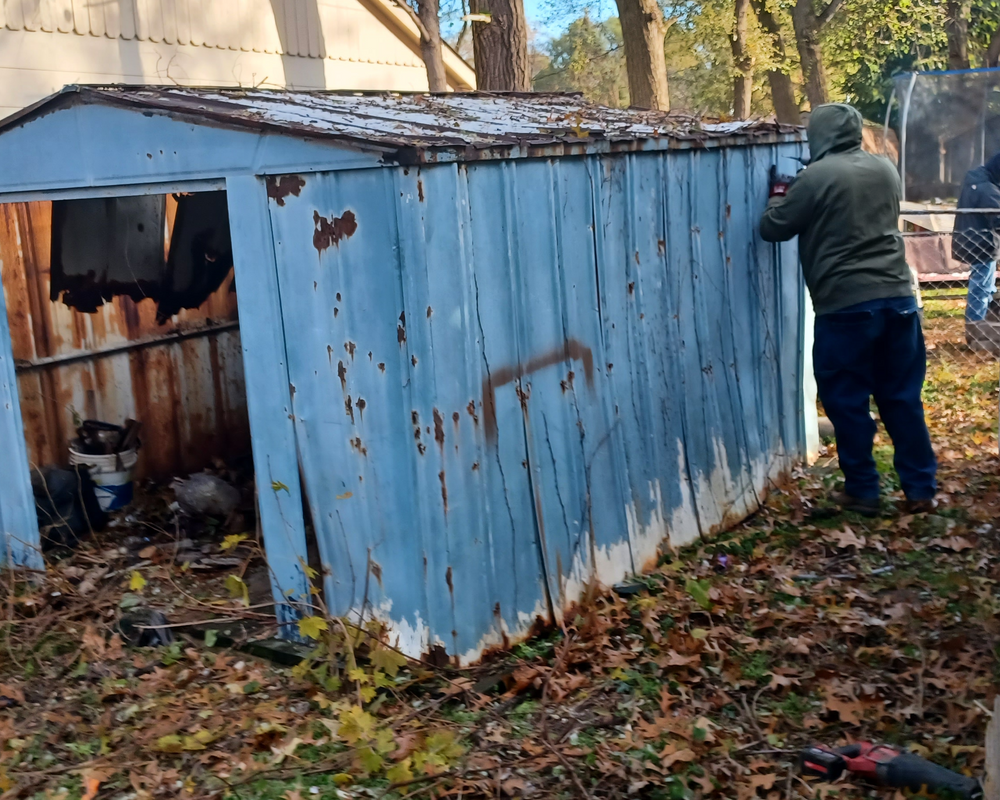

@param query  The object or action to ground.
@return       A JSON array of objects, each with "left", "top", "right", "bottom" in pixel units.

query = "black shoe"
[
  {"left": 831, "top": 492, "right": 879, "bottom": 517},
  {"left": 903, "top": 498, "right": 937, "bottom": 514}
]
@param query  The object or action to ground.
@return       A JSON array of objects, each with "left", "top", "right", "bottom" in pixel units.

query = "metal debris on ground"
[{"left": 172, "top": 471, "right": 242, "bottom": 518}]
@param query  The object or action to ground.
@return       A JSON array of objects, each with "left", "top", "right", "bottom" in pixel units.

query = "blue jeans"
[
  {"left": 814, "top": 296, "right": 937, "bottom": 500},
  {"left": 966, "top": 261, "right": 997, "bottom": 321}
]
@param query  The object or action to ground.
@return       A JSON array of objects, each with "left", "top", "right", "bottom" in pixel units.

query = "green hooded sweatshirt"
[{"left": 759, "top": 103, "right": 913, "bottom": 315}]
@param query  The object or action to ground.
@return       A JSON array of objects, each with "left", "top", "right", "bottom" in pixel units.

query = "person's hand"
[{"left": 768, "top": 165, "right": 794, "bottom": 198}]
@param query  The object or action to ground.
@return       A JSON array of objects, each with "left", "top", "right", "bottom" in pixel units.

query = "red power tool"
[{"left": 799, "top": 742, "right": 982, "bottom": 799}]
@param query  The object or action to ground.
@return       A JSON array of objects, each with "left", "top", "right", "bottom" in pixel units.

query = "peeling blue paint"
[{"left": 0, "top": 88, "right": 808, "bottom": 663}]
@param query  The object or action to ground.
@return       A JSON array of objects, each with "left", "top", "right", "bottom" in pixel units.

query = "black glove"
[{"left": 769, "top": 164, "right": 795, "bottom": 198}]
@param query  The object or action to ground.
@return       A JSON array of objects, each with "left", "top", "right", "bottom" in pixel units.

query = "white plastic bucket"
[{"left": 68, "top": 446, "right": 139, "bottom": 511}]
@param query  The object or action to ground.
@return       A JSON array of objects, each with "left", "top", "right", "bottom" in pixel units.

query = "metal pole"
[
  {"left": 899, "top": 72, "right": 918, "bottom": 202},
  {"left": 884, "top": 86, "right": 896, "bottom": 161}
]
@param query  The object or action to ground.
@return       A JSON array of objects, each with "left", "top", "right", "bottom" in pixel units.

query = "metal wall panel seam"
[
  {"left": 225, "top": 174, "right": 311, "bottom": 635},
  {"left": 715, "top": 147, "right": 765, "bottom": 512},
  {"left": 453, "top": 163, "right": 508, "bottom": 658},
  {"left": 584, "top": 155, "right": 637, "bottom": 563},
  {"left": 390, "top": 165, "right": 454, "bottom": 657},
  {"left": 0, "top": 251, "right": 43, "bottom": 570},
  {"left": 501, "top": 159, "right": 556, "bottom": 625}
]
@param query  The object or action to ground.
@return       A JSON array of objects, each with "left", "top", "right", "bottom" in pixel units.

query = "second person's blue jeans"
[
  {"left": 966, "top": 260, "right": 997, "bottom": 321},
  {"left": 814, "top": 295, "right": 937, "bottom": 501}
]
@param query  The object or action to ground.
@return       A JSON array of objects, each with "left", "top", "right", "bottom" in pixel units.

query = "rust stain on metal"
[
  {"left": 266, "top": 175, "right": 305, "bottom": 206},
  {"left": 370, "top": 559, "right": 383, "bottom": 587},
  {"left": 356, "top": 397, "right": 366, "bottom": 421},
  {"left": 334, "top": 307, "right": 339, "bottom": 317},
  {"left": 5, "top": 200, "right": 249, "bottom": 480},
  {"left": 350, "top": 436, "right": 367, "bottom": 456},
  {"left": 312, "top": 209, "right": 357, "bottom": 253},
  {"left": 336, "top": 292, "right": 342, "bottom": 302},
  {"left": 482, "top": 338, "right": 595, "bottom": 442},
  {"left": 628, "top": 281, "right": 635, "bottom": 295},
  {"left": 657, "top": 239, "right": 666, "bottom": 255},
  {"left": 411, "top": 354, "right": 418, "bottom": 366},
  {"left": 327, "top": 344, "right": 333, "bottom": 364},
  {"left": 423, "top": 644, "right": 449, "bottom": 668},
  {"left": 378, "top": 362, "right": 385, "bottom": 373},
  {"left": 345, "top": 395, "right": 355, "bottom": 423},
  {"left": 345, "top": 341, "right": 356, "bottom": 360},
  {"left": 560, "top": 370, "right": 576, "bottom": 392},
  {"left": 445, "top": 565, "right": 453, "bottom": 593},
  {"left": 426, "top": 306, "right": 432, "bottom": 318},
  {"left": 417, "top": 179, "right": 425, "bottom": 202},
  {"left": 397, "top": 311, "right": 406, "bottom": 344},
  {"left": 439, "top": 470, "right": 448, "bottom": 514},
  {"left": 433, "top": 408, "right": 445, "bottom": 449},
  {"left": 466, "top": 400, "right": 479, "bottom": 425},
  {"left": 338, "top": 360, "right": 347, "bottom": 390},
  {"left": 471, "top": 461, "right": 479, "bottom": 471},
  {"left": 634, "top": 251, "right": 640, "bottom": 265},
  {"left": 493, "top": 603, "right": 511, "bottom": 649}
]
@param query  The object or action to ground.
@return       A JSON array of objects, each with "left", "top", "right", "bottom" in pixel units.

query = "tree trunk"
[
  {"left": 614, "top": 0, "right": 670, "bottom": 110},
  {"left": 416, "top": 0, "right": 448, "bottom": 91},
  {"left": 730, "top": 0, "right": 753, "bottom": 118},
  {"left": 791, "top": 0, "right": 828, "bottom": 109},
  {"left": 946, "top": 0, "right": 972, "bottom": 70},
  {"left": 469, "top": 0, "right": 531, "bottom": 91},
  {"left": 988, "top": 29, "right": 1000, "bottom": 68},
  {"left": 751, "top": 0, "right": 800, "bottom": 124}
]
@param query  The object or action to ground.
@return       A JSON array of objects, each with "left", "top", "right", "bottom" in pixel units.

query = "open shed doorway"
[{"left": 0, "top": 190, "right": 277, "bottom": 619}]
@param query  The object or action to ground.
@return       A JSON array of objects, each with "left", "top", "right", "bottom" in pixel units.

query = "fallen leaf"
[
  {"left": 824, "top": 695, "right": 865, "bottom": 725},
  {"left": 297, "top": 615, "right": 328, "bottom": 640},
  {"left": 829, "top": 525, "right": 866, "bottom": 550},
  {"left": 129, "top": 571, "right": 146, "bottom": 592},
  {"left": 928, "top": 536, "right": 974, "bottom": 552},
  {"left": 660, "top": 744, "right": 697, "bottom": 768}
]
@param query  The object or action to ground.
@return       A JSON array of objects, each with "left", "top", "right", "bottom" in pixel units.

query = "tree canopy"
[{"left": 523, "top": 0, "right": 1000, "bottom": 122}]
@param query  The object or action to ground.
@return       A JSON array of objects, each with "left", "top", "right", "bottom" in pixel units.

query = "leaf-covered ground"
[{"left": 2, "top": 295, "right": 999, "bottom": 800}]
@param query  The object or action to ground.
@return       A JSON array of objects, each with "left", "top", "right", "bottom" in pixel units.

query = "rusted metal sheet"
[
  {"left": 0, "top": 201, "right": 250, "bottom": 480},
  {"left": 0, "top": 87, "right": 804, "bottom": 165},
  {"left": 265, "top": 144, "right": 807, "bottom": 664},
  {"left": 0, "top": 87, "right": 809, "bottom": 656}
]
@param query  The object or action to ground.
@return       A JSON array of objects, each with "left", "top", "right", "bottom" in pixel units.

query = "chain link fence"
[
  {"left": 904, "top": 209, "right": 1000, "bottom": 353},
  {"left": 903, "top": 208, "right": 1000, "bottom": 450}
]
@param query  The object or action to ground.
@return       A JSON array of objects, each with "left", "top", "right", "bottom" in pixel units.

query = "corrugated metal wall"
[
  {"left": 0, "top": 200, "right": 250, "bottom": 480},
  {"left": 265, "top": 143, "right": 805, "bottom": 663}
]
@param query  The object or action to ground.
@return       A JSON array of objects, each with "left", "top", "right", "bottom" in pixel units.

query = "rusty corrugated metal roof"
[{"left": 2, "top": 85, "right": 802, "bottom": 158}]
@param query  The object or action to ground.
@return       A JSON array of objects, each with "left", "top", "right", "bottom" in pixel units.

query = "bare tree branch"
[
  {"left": 392, "top": 0, "right": 431, "bottom": 43},
  {"left": 816, "top": 0, "right": 845, "bottom": 28}
]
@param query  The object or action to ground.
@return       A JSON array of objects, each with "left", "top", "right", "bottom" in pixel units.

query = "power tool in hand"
[
  {"left": 799, "top": 742, "right": 981, "bottom": 799},
  {"left": 768, "top": 164, "right": 796, "bottom": 198}
]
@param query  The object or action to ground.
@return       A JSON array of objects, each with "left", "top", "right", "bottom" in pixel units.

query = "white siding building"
[{"left": 0, "top": 0, "right": 476, "bottom": 116}]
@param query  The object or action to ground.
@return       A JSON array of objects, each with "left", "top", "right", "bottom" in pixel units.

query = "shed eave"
[{"left": 404, "top": 129, "right": 806, "bottom": 164}]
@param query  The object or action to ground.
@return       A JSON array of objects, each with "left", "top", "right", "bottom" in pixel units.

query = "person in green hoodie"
[{"left": 760, "top": 103, "right": 936, "bottom": 516}]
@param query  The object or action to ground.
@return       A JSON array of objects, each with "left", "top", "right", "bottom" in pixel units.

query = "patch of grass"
[
  {"left": 738, "top": 651, "right": 772, "bottom": 684},
  {"left": 774, "top": 692, "right": 815, "bottom": 726},
  {"left": 439, "top": 704, "right": 482, "bottom": 726}
]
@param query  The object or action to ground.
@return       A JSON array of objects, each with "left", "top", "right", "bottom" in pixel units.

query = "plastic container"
[{"left": 68, "top": 446, "right": 139, "bottom": 511}]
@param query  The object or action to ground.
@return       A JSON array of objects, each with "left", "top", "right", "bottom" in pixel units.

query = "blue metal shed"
[{"left": 0, "top": 86, "right": 808, "bottom": 662}]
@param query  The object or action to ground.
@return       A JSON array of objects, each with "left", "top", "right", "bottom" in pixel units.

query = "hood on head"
[
  {"left": 807, "top": 103, "right": 863, "bottom": 162},
  {"left": 986, "top": 152, "right": 1000, "bottom": 184}
]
